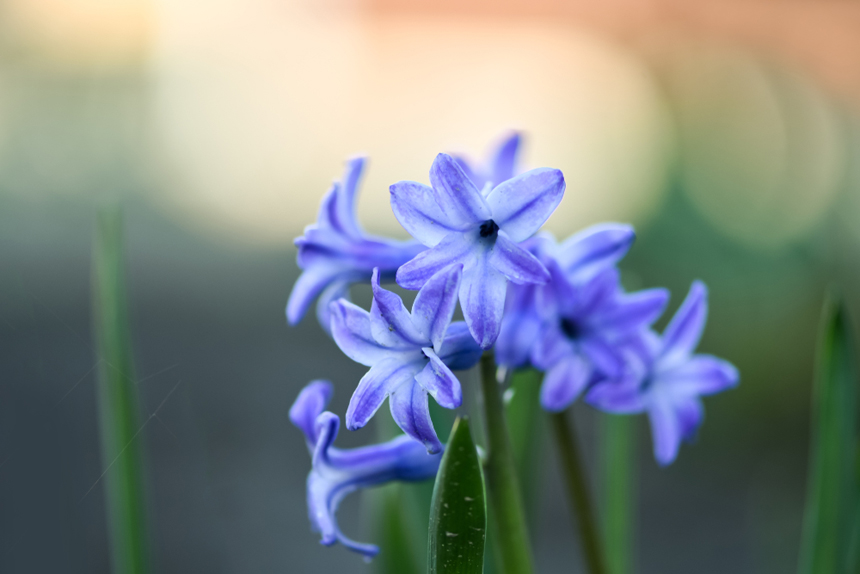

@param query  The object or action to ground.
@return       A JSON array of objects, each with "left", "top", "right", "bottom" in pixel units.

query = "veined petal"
[
  {"left": 657, "top": 355, "right": 739, "bottom": 396},
  {"left": 315, "top": 280, "right": 350, "bottom": 336},
  {"left": 287, "top": 264, "right": 343, "bottom": 325},
  {"left": 330, "top": 300, "right": 392, "bottom": 367},
  {"left": 660, "top": 281, "right": 708, "bottom": 367},
  {"left": 486, "top": 167, "right": 565, "bottom": 242},
  {"left": 461, "top": 254, "right": 508, "bottom": 349},
  {"left": 390, "top": 181, "right": 470, "bottom": 247},
  {"left": 345, "top": 357, "right": 423, "bottom": 431},
  {"left": 289, "top": 380, "right": 334, "bottom": 449},
  {"left": 396, "top": 231, "right": 477, "bottom": 290},
  {"left": 390, "top": 381, "right": 444, "bottom": 453},
  {"left": 370, "top": 269, "right": 426, "bottom": 347},
  {"left": 596, "top": 288, "right": 669, "bottom": 335},
  {"left": 415, "top": 348, "right": 462, "bottom": 409},
  {"left": 489, "top": 132, "right": 521, "bottom": 186},
  {"left": 558, "top": 223, "right": 635, "bottom": 280},
  {"left": 436, "top": 322, "right": 483, "bottom": 371},
  {"left": 429, "top": 153, "right": 492, "bottom": 227},
  {"left": 540, "top": 353, "right": 593, "bottom": 412},
  {"left": 411, "top": 265, "right": 462, "bottom": 352},
  {"left": 489, "top": 232, "right": 550, "bottom": 285},
  {"left": 649, "top": 399, "right": 682, "bottom": 466}
]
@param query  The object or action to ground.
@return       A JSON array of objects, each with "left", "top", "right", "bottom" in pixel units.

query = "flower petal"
[
  {"left": 596, "top": 288, "right": 669, "bottom": 335},
  {"left": 460, "top": 254, "right": 508, "bottom": 349},
  {"left": 436, "top": 322, "right": 483, "bottom": 371},
  {"left": 345, "top": 357, "right": 423, "bottom": 431},
  {"left": 390, "top": 181, "right": 470, "bottom": 247},
  {"left": 540, "top": 353, "right": 593, "bottom": 412},
  {"left": 289, "top": 380, "right": 334, "bottom": 449},
  {"left": 660, "top": 281, "right": 708, "bottom": 367},
  {"left": 396, "top": 231, "right": 477, "bottom": 290},
  {"left": 489, "top": 231, "right": 550, "bottom": 285},
  {"left": 676, "top": 397, "right": 704, "bottom": 442},
  {"left": 411, "top": 265, "right": 462, "bottom": 352},
  {"left": 558, "top": 223, "right": 635, "bottom": 280},
  {"left": 429, "top": 153, "right": 492, "bottom": 227},
  {"left": 315, "top": 280, "right": 351, "bottom": 336},
  {"left": 496, "top": 284, "right": 542, "bottom": 368},
  {"left": 649, "top": 399, "right": 682, "bottom": 466},
  {"left": 488, "top": 132, "right": 521, "bottom": 186},
  {"left": 389, "top": 380, "right": 444, "bottom": 453},
  {"left": 370, "top": 269, "right": 426, "bottom": 348},
  {"left": 657, "top": 355, "right": 739, "bottom": 396},
  {"left": 415, "top": 348, "right": 463, "bottom": 409},
  {"left": 486, "top": 167, "right": 565, "bottom": 242},
  {"left": 585, "top": 377, "right": 648, "bottom": 414},
  {"left": 287, "top": 264, "right": 343, "bottom": 325},
  {"left": 330, "top": 299, "right": 393, "bottom": 366},
  {"left": 580, "top": 336, "right": 626, "bottom": 378},
  {"left": 530, "top": 323, "right": 574, "bottom": 370},
  {"left": 335, "top": 157, "right": 365, "bottom": 239}
]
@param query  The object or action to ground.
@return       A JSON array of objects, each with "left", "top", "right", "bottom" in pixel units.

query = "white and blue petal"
[
  {"left": 389, "top": 380, "right": 444, "bottom": 453},
  {"left": 287, "top": 264, "right": 345, "bottom": 325},
  {"left": 489, "top": 232, "right": 550, "bottom": 285},
  {"left": 345, "top": 357, "right": 424, "bottom": 431},
  {"left": 655, "top": 355, "right": 739, "bottom": 396},
  {"left": 428, "top": 153, "right": 492, "bottom": 228},
  {"left": 436, "top": 322, "right": 483, "bottom": 371},
  {"left": 558, "top": 223, "right": 635, "bottom": 280},
  {"left": 370, "top": 269, "right": 426, "bottom": 347},
  {"left": 485, "top": 167, "right": 565, "bottom": 242},
  {"left": 415, "top": 348, "right": 462, "bottom": 409},
  {"left": 540, "top": 353, "right": 593, "bottom": 412},
  {"left": 411, "top": 265, "right": 462, "bottom": 352},
  {"left": 460, "top": 254, "right": 509, "bottom": 349},
  {"left": 289, "top": 380, "right": 334, "bottom": 450},
  {"left": 390, "top": 181, "right": 471, "bottom": 247},
  {"left": 330, "top": 299, "right": 398, "bottom": 366},
  {"left": 396, "top": 231, "right": 478, "bottom": 290}
]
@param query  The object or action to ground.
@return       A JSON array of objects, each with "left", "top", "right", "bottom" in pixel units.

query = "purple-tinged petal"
[
  {"left": 429, "top": 153, "right": 492, "bottom": 227},
  {"left": 486, "top": 167, "right": 565, "bottom": 242},
  {"left": 390, "top": 381, "right": 444, "bottom": 453},
  {"left": 315, "top": 280, "right": 350, "bottom": 336},
  {"left": 436, "top": 322, "right": 483, "bottom": 371},
  {"left": 558, "top": 223, "right": 635, "bottom": 280},
  {"left": 330, "top": 300, "right": 395, "bottom": 366},
  {"left": 496, "top": 285, "right": 542, "bottom": 368},
  {"left": 531, "top": 324, "right": 574, "bottom": 370},
  {"left": 287, "top": 264, "right": 343, "bottom": 325},
  {"left": 576, "top": 267, "right": 620, "bottom": 318},
  {"left": 676, "top": 397, "right": 704, "bottom": 441},
  {"left": 460, "top": 255, "right": 508, "bottom": 349},
  {"left": 335, "top": 157, "right": 365, "bottom": 239},
  {"left": 345, "top": 357, "right": 423, "bottom": 431},
  {"left": 289, "top": 380, "right": 334, "bottom": 449},
  {"left": 580, "top": 336, "right": 626, "bottom": 378},
  {"left": 660, "top": 281, "right": 708, "bottom": 367},
  {"left": 489, "top": 132, "right": 521, "bottom": 186},
  {"left": 411, "top": 265, "right": 462, "bottom": 352},
  {"left": 649, "top": 399, "right": 682, "bottom": 466},
  {"left": 415, "top": 348, "right": 463, "bottom": 409},
  {"left": 657, "top": 355, "right": 739, "bottom": 396},
  {"left": 540, "top": 354, "right": 593, "bottom": 412},
  {"left": 452, "top": 155, "right": 483, "bottom": 189},
  {"left": 586, "top": 378, "right": 648, "bottom": 414},
  {"left": 370, "top": 269, "right": 426, "bottom": 347},
  {"left": 596, "top": 288, "right": 669, "bottom": 335},
  {"left": 390, "top": 181, "right": 470, "bottom": 247},
  {"left": 396, "top": 231, "right": 478, "bottom": 290},
  {"left": 489, "top": 232, "right": 550, "bottom": 285}
]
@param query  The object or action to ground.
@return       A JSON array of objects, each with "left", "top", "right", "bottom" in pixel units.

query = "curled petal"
[
  {"left": 429, "top": 153, "right": 492, "bottom": 227},
  {"left": 660, "top": 281, "right": 708, "bottom": 367},
  {"left": 489, "top": 232, "right": 550, "bottom": 285},
  {"left": 289, "top": 380, "right": 334, "bottom": 449},
  {"left": 370, "top": 269, "right": 426, "bottom": 347},
  {"left": 461, "top": 255, "right": 508, "bottom": 349},
  {"left": 345, "top": 357, "right": 423, "bottom": 431},
  {"left": 287, "top": 264, "right": 343, "bottom": 325},
  {"left": 390, "top": 381, "right": 444, "bottom": 453},
  {"left": 396, "top": 231, "right": 477, "bottom": 290},
  {"left": 558, "top": 223, "right": 635, "bottom": 280},
  {"left": 436, "top": 322, "right": 483, "bottom": 371},
  {"left": 411, "top": 265, "right": 462, "bottom": 352},
  {"left": 486, "top": 167, "right": 565, "bottom": 242},
  {"left": 315, "top": 280, "right": 350, "bottom": 336},
  {"left": 657, "top": 355, "right": 739, "bottom": 396},
  {"left": 335, "top": 157, "right": 365, "bottom": 239},
  {"left": 330, "top": 300, "right": 393, "bottom": 367},
  {"left": 390, "top": 181, "right": 469, "bottom": 247},
  {"left": 540, "top": 354, "right": 593, "bottom": 412},
  {"left": 415, "top": 348, "right": 463, "bottom": 409}
]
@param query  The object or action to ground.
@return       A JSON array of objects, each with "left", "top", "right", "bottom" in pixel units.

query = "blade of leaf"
[
  {"left": 601, "top": 414, "right": 634, "bottom": 574},
  {"left": 798, "top": 294, "right": 858, "bottom": 574},
  {"left": 92, "top": 207, "right": 150, "bottom": 574},
  {"left": 429, "top": 417, "right": 487, "bottom": 574}
]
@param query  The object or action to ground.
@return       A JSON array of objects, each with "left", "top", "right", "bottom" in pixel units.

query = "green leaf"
[
  {"left": 799, "top": 294, "right": 858, "bottom": 574},
  {"left": 428, "top": 417, "right": 487, "bottom": 574},
  {"left": 92, "top": 207, "right": 150, "bottom": 574},
  {"left": 505, "top": 368, "right": 545, "bottom": 520},
  {"left": 601, "top": 414, "right": 635, "bottom": 574}
]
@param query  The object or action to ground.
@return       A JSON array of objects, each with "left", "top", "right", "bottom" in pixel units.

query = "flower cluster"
[{"left": 287, "top": 133, "right": 739, "bottom": 556}]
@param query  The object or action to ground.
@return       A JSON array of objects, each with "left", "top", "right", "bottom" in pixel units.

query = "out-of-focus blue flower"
[
  {"left": 453, "top": 132, "right": 522, "bottom": 191},
  {"left": 390, "top": 153, "right": 565, "bottom": 349},
  {"left": 290, "top": 380, "right": 442, "bottom": 559},
  {"left": 331, "top": 266, "right": 482, "bottom": 453},
  {"left": 496, "top": 225, "right": 669, "bottom": 412},
  {"left": 287, "top": 157, "right": 425, "bottom": 333},
  {"left": 587, "top": 281, "right": 739, "bottom": 466}
]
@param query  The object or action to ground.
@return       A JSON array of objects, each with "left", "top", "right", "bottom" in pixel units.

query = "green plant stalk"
[
  {"left": 601, "top": 414, "right": 634, "bottom": 574},
  {"left": 92, "top": 208, "right": 150, "bottom": 574},
  {"left": 478, "top": 351, "right": 534, "bottom": 574},
  {"left": 550, "top": 410, "right": 606, "bottom": 574},
  {"left": 798, "top": 295, "right": 858, "bottom": 574}
]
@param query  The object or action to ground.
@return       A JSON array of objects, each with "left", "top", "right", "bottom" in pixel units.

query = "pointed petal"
[
  {"left": 486, "top": 167, "right": 565, "bottom": 242},
  {"left": 390, "top": 181, "right": 470, "bottom": 247},
  {"left": 415, "top": 348, "right": 463, "bottom": 409},
  {"left": 597, "top": 288, "right": 669, "bottom": 335},
  {"left": 330, "top": 299, "right": 392, "bottom": 367},
  {"left": 649, "top": 399, "right": 682, "bottom": 466},
  {"left": 411, "top": 265, "right": 462, "bottom": 352},
  {"left": 370, "top": 269, "right": 426, "bottom": 347},
  {"left": 661, "top": 281, "right": 708, "bottom": 366},
  {"left": 452, "top": 155, "right": 484, "bottom": 189},
  {"left": 390, "top": 381, "right": 444, "bottom": 453},
  {"left": 396, "top": 231, "right": 477, "bottom": 290},
  {"left": 676, "top": 397, "right": 704, "bottom": 441},
  {"left": 287, "top": 264, "right": 343, "bottom": 325},
  {"left": 345, "top": 358, "right": 423, "bottom": 431},
  {"left": 335, "top": 157, "right": 365, "bottom": 239},
  {"left": 489, "top": 132, "right": 521, "bottom": 186},
  {"left": 657, "top": 355, "right": 739, "bottom": 396},
  {"left": 540, "top": 354, "right": 593, "bottom": 412},
  {"left": 461, "top": 255, "right": 508, "bottom": 349},
  {"left": 558, "top": 223, "right": 635, "bottom": 280},
  {"left": 315, "top": 280, "right": 350, "bottom": 336},
  {"left": 436, "top": 322, "right": 483, "bottom": 371},
  {"left": 289, "top": 380, "right": 334, "bottom": 448},
  {"left": 306, "top": 466, "right": 380, "bottom": 558},
  {"left": 429, "top": 153, "right": 492, "bottom": 227},
  {"left": 489, "top": 231, "right": 550, "bottom": 285}
]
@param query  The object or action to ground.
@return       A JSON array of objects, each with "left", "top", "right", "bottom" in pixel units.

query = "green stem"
[
  {"left": 550, "top": 410, "right": 607, "bottom": 574},
  {"left": 479, "top": 352, "right": 534, "bottom": 574},
  {"left": 601, "top": 414, "right": 634, "bottom": 574}
]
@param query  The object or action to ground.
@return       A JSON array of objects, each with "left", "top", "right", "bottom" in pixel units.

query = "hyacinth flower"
[
  {"left": 290, "top": 380, "right": 442, "bottom": 558},
  {"left": 587, "top": 281, "right": 739, "bottom": 465},
  {"left": 496, "top": 227, "right": 669, "bottom": 412},
  {"left": 330, "top": 266, "right": 482, "bottom": 453},
  {"left": 391, "top": 153, "right": 565, "bottom": 348},
  {"left": 287, "top": 157, "right": 425, "bottom": 332},
  {"left": 453, "top": 131, "right": 522, "bottom": 191}
]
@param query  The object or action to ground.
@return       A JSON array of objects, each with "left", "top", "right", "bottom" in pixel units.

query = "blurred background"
[{"left": 2, "top": 0, "right": 860, "bottom": 571}]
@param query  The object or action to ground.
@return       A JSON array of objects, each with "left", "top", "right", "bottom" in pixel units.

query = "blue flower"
[
  {"left": 496, "top": 225, "right": 669, "bottom": 412},
  {"left": 330, "top": 265, "right": 482, "bottom": 453},
  {"left": 452, "top": 132, "right": 523, "bottom": 190},
  {"left": 390, "top": 153, "right": 565, "bottom": 349},
  {"left": 287, "top": 157, "right": 425, "bottom": 333},
  {"left": 586, "top": 281, "right": 739, "bottom": 465},
  {"left": 290, "top": 380, "right": 442, "bottom": 559}
]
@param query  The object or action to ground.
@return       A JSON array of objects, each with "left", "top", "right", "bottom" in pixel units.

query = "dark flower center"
[
  {"left": 479, "top": 219, "right": 499, "bottom": 238},
  {"left": 560, "top": 318, "right": 581, "bottom": 340}
]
